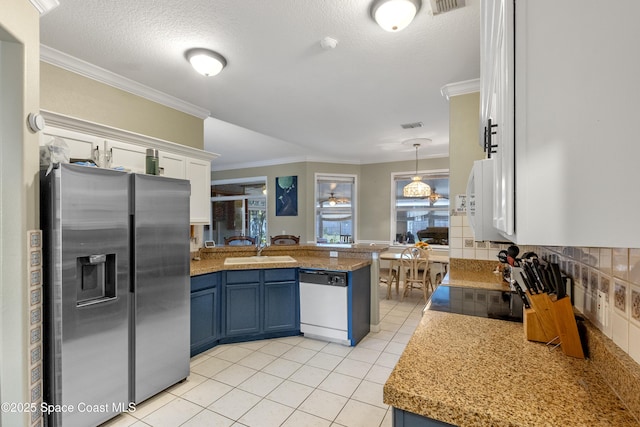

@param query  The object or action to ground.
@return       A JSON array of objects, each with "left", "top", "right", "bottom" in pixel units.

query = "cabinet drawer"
[
  {"left": 226, "top": 270, "right": 260, "bottom": 284},
  {"left": 191, "top": 273, "right": 220, "bottom": 292},
  {"left": 264, "top": 268, "right": 297, "bottom": 283}
]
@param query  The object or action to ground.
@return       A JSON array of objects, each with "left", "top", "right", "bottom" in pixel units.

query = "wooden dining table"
[{"left": 379, "top": 250, "right": 450, "bottom": 299}]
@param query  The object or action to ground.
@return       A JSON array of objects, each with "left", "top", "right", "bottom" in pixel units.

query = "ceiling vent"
[
  {"left": 400, "top": 122, "right": 423, "bottom": 129},
  {"left": 428, "top": 0, "right": 465, "bottom": 15}
]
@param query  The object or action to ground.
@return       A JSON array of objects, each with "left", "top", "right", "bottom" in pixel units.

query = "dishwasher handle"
[
  {"left": 299, "top": 270, "right": 329, "bottom": 285},
  {"left": 299, "top": 270, "right": 347, "bottom": 287}
]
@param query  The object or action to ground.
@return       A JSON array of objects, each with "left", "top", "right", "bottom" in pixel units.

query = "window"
[
  {"left": 315, "top": 174, "right": 356, "bottom": 244},
  {"left": 392, "top": 171, "right": 449, "bottom": 245},
  {"left": 210, "top": 177, "right": 267, "bottom": 245}
]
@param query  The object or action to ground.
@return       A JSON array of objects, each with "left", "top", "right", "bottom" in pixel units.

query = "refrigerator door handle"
[{"left": 77, "top": 295, "right": 118, "bottom": 308}]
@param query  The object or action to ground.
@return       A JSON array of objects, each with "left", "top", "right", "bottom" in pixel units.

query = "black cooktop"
[{"left": 426, "top": 286, "right": 523, "bottom": 322}]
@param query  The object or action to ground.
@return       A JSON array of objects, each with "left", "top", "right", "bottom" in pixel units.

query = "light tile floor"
[{"left": 101, "top": 284, "right": 426, "bottom": 427}]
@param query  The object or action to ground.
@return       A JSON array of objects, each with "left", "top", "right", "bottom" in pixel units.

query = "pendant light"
[
  {"left": 403, "top": 143, "right": 431, "bottom": 198},
  {"left": 371, "top": 0, "right": 421, "bottom": 32}
]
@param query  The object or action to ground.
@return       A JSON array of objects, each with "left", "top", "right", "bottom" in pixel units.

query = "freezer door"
[
  {"left": 132, "top": 174, "right": 190, "bottom": 403},
  {"left": 42, "top": 164, "right": 130, "bottom": 427}
]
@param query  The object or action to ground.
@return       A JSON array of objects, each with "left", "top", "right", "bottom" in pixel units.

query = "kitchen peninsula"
[
  {"left": 383, "top": 265, "right": 640, "bottom": 427},
  {"left": 190, "top": 243, "right": 386, "bottom": 275},
  {"left": 189, "top": 243, "right": 387, "bottom": 355}
]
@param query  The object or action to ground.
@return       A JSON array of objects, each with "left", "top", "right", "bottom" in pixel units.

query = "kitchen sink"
[{"left": 223, "top": 255, "right": 297, "bottom": 265}]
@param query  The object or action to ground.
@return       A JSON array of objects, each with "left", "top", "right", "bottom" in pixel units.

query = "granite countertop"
[
  {"left": 190, "top": 255, "right": 372, "bottom": 276},
  {"left": 384, "top": 264, "right": 639, "bottom": 426},
  {"left": 442, "top": 268, "right": 510, "bottom": 291}
]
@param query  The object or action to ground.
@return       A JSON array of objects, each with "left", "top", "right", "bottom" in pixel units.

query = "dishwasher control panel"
[{"left": 299, "top": 270, "right": 347, "bottom": 287}]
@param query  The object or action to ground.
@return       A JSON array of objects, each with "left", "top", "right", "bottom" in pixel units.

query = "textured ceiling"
[{"left": 39, "top": 0, "right": 480, "bottom": 170}]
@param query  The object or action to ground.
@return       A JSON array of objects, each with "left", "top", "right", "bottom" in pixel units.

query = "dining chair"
[
  {"left": 381, "top": 266, "right": 399, "bottom": 299},
  {"left": 269, "top": 235, "right": 300, "bottom": 245},
  {"left": 223, "top": 235, "right": 256, "bottom": 246},
  {"left": 399, "top": 247, "right": 433, "bottom": 302}
]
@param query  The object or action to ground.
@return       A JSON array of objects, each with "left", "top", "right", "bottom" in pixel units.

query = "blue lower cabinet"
[
  {"left": 264, "top": 281, "right": 298, "bottom": 332},
  {"left": 221, "top": 268, "right": 300, "bottom": 343},
  {"left": 224, "top": 283, "right": 261, "bottom": 336},
  {"left": 349, "top": 266, "right": 371, "bottom": 346},
  {"left": 190, "top": 273, "right": 220, "bottom": 356},
  {"left": 393, "top": 408, "right": 456, "bottom": 427}
]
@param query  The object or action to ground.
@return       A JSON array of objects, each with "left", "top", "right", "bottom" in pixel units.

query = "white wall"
[{"left": 0, "top": 1, "right": 40, "bottom": 425}]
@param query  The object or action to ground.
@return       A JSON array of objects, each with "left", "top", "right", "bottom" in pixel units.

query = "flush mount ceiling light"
[
  {"left": 371, "top": 0, "right": 421, "bottom": 32},
  {"left": 185, "top": 48, "right": 227, "bottom": 77},
  {"left": 403, "top": 143, "right": 431, "bottom": 198}
]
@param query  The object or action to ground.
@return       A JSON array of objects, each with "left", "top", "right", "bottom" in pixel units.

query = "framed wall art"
[{"left": 276, "top": 175, "right": 298, "bottom": 216}]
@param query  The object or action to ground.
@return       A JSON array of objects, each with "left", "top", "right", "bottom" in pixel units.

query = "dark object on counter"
[
  {"left": 512, "top": 283, "right": 531, "bottom": 309},
  {"left": 550, "top": 263, "right": 566, "bottom": 299},
  {"left": 506, "top": 245, "right": 520, "bottom": 266},
  {"left": 426, "top": 285, "right": 523, "bottom": 322},
  {"left": 521, "top": 251, "right": 538, "bottom": 260},
  {"left": 522, "top": 262, "right": 543, "bottom": 293},
  {"left": 519, "top": 271, "right": 536, "bottom": 294},
  {"left": 507, "top": 245, "right": 520, "bottom": 258},
  {"left": 531, "top": 259, "right": 551, "bottom": 293}
]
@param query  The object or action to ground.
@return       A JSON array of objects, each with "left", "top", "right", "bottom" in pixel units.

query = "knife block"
[
  {"left": 523, "top": 307, "right": 556, "bottom": 343},
  {"left": 524, "top": 292, "right": 585, "bottom": 359},
  {"left": 550, "top": 296, "right": 585, "bottom": 359},
  {"left": 524, "top": 292, "right": 557, "bottom": 343}
]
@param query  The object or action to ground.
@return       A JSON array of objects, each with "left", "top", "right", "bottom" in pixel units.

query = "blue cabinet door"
[
  {"left": 264, "top": 281, "right": 298, "bottom": 333},
  {"left": 191, "top": 288, "right": 218, "bottom": 344},
  {"left": 224, "top": 283, "right": 261, "bottom": 337},
  {"left": 190, "top": 273, "right": 220, "bottom": 356}
]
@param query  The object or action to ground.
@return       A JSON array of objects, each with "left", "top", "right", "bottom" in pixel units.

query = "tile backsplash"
[
  {"left": 449, "top": 214, "right": 537, "bottom": 261},
  {"left": 451, "top": 214, "right": 640, "bottom": 364},
  {"left": 540, "top": 246, "right": 640, "bottom": 365}
]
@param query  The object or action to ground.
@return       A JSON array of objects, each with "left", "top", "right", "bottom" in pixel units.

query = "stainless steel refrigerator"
[{"left": 41, "top": 164, "right": 190, "bottom": 427}]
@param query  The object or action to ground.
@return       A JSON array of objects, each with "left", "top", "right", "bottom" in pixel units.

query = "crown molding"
[
  {"left": 440, "top": 78, "right": 480, "bottom": 100},
  {"left": 41, "top": 110, "right": 219, "bottom": 161},
  {"left": 40, "top": 44, "right": 210, "bottom": 119},
  {"left": 30, "top": 0, "right": 59, "bottom": 16},
  {"left": 211, "top": 152, "right": 449, "bottom": 172}
]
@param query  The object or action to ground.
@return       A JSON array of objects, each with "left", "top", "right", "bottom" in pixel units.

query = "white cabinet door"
[
  {"left": 107, "top": 141, "right": 147, "bottom": 173},
  {"left": 481, "top": 0, "right": 640, "bottom": 247},
  {"left": 489, "top": 0, "right": 514, "bottom": 237},
  {"left": 159, "top": 152, "right": 186, "bottom": 179},
  {"left": 185, "top": 158, "right": 211, "bottom": 224},
  {"left": 41, "top": 131, "right": 101, "bottom": 164}
]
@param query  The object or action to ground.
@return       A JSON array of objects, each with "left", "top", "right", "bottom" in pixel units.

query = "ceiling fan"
[
  {"left": 324, "top": 192, "right": 350, "bottom": 206},
  {"left": 427, "top": 188, "right": 448, "bottom": 203}
]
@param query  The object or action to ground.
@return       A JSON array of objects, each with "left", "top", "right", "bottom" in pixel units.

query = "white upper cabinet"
[
  {"left": 159, "top": 152, "right": 186, "bottom": 179},
  {"left": 40, "top": 112, "right": 217, "bottom": 225},
  {"left": 107, "top": 140, "right": 147, "bottom": 173},
  {"left": 481, "top": 0, "right": 640, "bottom": 247},
  {"left": 185, "top": 158, "right": 211, "bottom": 225},
  {"left": 480, "top": 0, "right": 514, "bottom": 237}
]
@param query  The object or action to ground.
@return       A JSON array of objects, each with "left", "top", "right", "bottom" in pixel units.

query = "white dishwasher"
[{"left": 299, "top": 269, "right": 350, "bottom": 345}]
